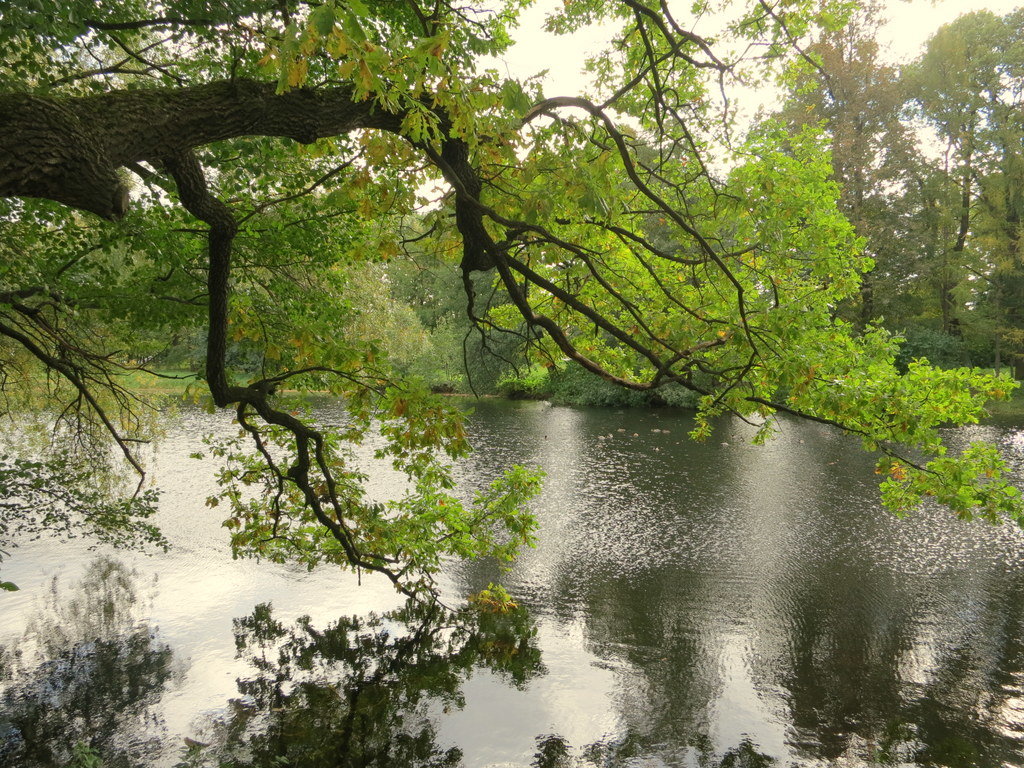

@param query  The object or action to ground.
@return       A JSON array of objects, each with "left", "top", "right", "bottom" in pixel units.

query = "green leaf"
[
  {"left": 500, "top": 80, "right": 531, "bottom": 115},
  {"left": 309, "top": 3, "right": 336, "bottom": 36},
  {"left": 341, "top": 9, "right": 367, "bottom": 43}
]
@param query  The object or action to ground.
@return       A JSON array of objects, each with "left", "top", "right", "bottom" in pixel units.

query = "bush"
[
  {"left": 496, "top": 365, "right": 553, "bottom": 399},
  {"left": 549, "top": 365, "right": 699, "bottom": 408},
  {"left": 495, "top": 362, "right": 701, "bottom": 408},
  {"left": 548, "top": 365, "right": 648, "bottom": 406},
  {"left": 895, "top": 327, "right": 967, "bottom": 371}
]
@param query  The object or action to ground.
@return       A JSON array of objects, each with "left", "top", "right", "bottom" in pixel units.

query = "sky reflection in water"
[{"left": 2, "top": 399, "right": 1024, "bottom": 766}]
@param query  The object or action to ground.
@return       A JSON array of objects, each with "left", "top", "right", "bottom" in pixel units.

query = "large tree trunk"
[
  {"left": 0, "top": 80, "right": 401, "bottom": 219},
  {"left": 942, "top": 150, "right": 973, "bottom": 338}
]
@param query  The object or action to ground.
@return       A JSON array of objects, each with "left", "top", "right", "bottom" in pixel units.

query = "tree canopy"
[{"left": 1, "top": 0, "right": 1022, "bottom": 596}]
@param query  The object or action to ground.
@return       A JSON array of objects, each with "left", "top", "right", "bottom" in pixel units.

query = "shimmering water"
[{"left": 3, "top": 399, "right": 1024, "bottom": 767}]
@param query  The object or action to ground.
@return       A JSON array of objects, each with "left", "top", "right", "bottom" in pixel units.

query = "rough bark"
[
  {"left": 160, "top": 151, "right": 239, "bottom": 408},
  {"left": 0, "top": 78, "right": 501, "bottom": 276},
  {"left": 437, "top": 136, "right": 493, "bottom": 272},
  {"left": 0, "top": 80, "right": 402, "bottom": 219}
]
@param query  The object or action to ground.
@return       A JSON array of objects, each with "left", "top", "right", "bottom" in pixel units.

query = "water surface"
[{"left": 3, "top": 399, "right": 1024, "bottom": 767}]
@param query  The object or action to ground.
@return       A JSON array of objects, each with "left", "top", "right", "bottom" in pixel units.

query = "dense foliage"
[
  {"left": 781, "top": 4, "right": 1024, "bottom": 371},
  {"left": 1, "top": 0, "right": 1023, "bottom": 593}
]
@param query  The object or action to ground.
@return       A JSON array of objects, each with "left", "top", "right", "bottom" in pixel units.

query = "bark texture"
[
  {"left": 0, "top": 80, "right": 402, "bottom": 219},
  {"left": 0, "top": 78, "right": 499, "bottom": 275}
]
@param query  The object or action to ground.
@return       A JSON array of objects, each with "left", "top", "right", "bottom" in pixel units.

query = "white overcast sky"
[
  {"left": 496, "top": 0, "right": 1024, "bottom": 97},
  {"left": 880, "top": 0, "right": 1021, "bottom": 57}
]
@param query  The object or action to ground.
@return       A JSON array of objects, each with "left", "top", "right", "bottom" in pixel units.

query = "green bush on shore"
[{"left": 497, "top": 364, "right": 699, "bottom": 408}]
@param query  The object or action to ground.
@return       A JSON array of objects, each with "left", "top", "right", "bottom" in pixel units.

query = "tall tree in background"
[
  {"left": 908, "top": 10, "right": 1024, "bottom": 365},
  {"left": 778, "top": 1, "right": 915, "bottom": 329},
  {"left": 957, "top": 11, "right": 1024, "bottom": 375},
  {"left": 779, "top": 6, "right": 1024, "bottom": 371}
]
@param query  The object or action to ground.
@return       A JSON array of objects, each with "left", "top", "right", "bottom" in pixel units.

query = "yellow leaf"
[
  {"left": 357, "top": 59, "right": 373, "bottom": 91},
  {"left": 287, "top": 59, "right": 308, "bottom": 87},
  {"left": 327, "top": 31, "right": 351, "bottom": 57}
]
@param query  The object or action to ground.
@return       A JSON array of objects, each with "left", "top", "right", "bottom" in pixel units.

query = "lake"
[{"left": 2, "top": 399, "right": 1024, "bottom": 767}]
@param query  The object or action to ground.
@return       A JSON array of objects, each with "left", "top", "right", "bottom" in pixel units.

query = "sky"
[
  {"left": 495, "top": 0, "right": 1024, "bottom": 97},
  {"left": 880, "top": 0, "right": 1022, "bottom": 60}
]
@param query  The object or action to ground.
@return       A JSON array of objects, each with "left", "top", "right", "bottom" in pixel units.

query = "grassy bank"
[
  {"left": 119, "top": 365, "right": 1024, "bottom": 425},
  {"left": 983, "top": 387, "right": 1024, "bottom": 422},
  {"left": 117, "top": 368, "right": 198, "bottom": 399}
]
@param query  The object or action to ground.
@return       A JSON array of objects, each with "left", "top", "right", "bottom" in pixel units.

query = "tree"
[
  {"left": 906, "top": 10, "right": 1024, "bottom": 366},
  {"left": 775, "top": 5, "right": 1024, "bottom": 371},
  {"left": 777, "top": 1, "right": 916, "bottom": 330},
  {"left": 1, "top": 0, "right": 1021, "bottom": 596}
]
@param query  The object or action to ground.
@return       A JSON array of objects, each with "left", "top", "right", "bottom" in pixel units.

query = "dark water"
[{"left": 3, "top": 399, "right": 1024, "bottom": 767}]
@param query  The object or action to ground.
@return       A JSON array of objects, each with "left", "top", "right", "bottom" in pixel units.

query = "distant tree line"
[{"left": 779, "top": 4, "right": 1024, "bottom": 376}]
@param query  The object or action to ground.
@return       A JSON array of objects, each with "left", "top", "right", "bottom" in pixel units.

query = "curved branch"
[
  {"left": 0, "top": 80, "right": 401, "bottom": 219},
  {"left": 82, "top": 16, "right": 219, "bottom": 31},
  {"left": 0, "top": 318, "right": 146, "bottom": 482}
]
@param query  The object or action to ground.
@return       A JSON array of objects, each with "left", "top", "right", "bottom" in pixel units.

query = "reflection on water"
[
  {"left": 2, "top": 400, "right": 1024, "bottom": 766},
  {"left": 181, "top": 599, "right": 543, "bottom": 767},
  {"left": 0, "top": 557, "right": 175, "bottom": 767},
  {"left": 447, "top": 401, "right": 1024, "bottom": 766}
]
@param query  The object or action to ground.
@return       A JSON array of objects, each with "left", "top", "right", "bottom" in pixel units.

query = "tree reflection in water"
[
  {"left": 183, "top": 598, "right": 545, "bottom": 767},
  {"left": 185, "top": 599, "right": 787, "bottom": 768},
  {"left": 533, "top": 733, "right": 775, "bottom": 768},
  {"left": 0, "top": 556, "right": 174, "bottom": 767},
  {"left": 7, "top": 548, "right": 1017, "bottom": 767}
]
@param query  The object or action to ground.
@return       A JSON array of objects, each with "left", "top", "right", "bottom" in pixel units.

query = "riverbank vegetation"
[{"left": 2, "top": 0, "right": 1024, "bottom": 595}]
